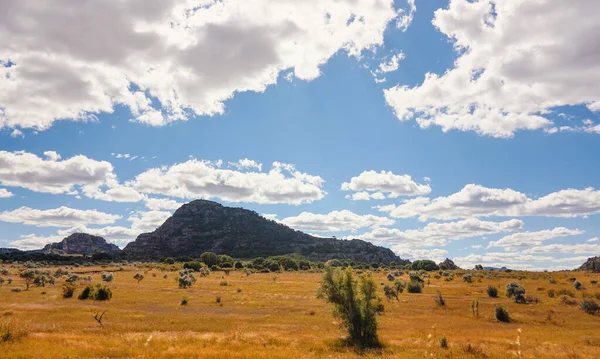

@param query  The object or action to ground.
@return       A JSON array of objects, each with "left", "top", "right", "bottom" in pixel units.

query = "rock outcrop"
[
  {"left": 438, "top": 258, "right": 460, "bottom": 270},
  {"left": 123, "top": 200, "right": 407, "bottom": 264},
  {"left": 578, "top": 256, "right": 600, "bottom": 272},
  {"left": 42, "top": 233, "right": 121, "bottom": 255}
]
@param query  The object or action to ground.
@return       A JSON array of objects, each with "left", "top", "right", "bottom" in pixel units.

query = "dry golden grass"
[{"left": 1, "top": 265, "right": 599, "bottom": 358}]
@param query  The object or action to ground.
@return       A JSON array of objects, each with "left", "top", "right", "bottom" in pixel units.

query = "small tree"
[
  {"left": 200, "top": 252, "right": 219, "bottom": 267},
  {"left": 506, "top": 282, "right": 526, "bottom": 303},
  {"left": 19, "top": 270, "right": 36, "bottom": 290},
  {"left": 318, "top": 266, "right": 382, "bottom": 348},
  {"left": 133, "top": 273, "right": 144, "bottom": 284}
]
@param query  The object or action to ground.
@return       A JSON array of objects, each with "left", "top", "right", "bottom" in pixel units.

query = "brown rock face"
[
  {"left": 439, "top": 258, "right": 460, "bottom": 270},
  {"left": 123, "top": 200, "right": 408, "bottom": 264},
  {"left": 578, "top": 257, "right": 600, "bottom": 272},
  {"left": 43, "top": 233, "right": 121, "bottom": 255}
]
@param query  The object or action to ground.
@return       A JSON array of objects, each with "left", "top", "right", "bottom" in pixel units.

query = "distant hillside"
[
  {"left": 123, "top": 200, "right": 407, "bottom": 264},
  {"left": 578, "top": 256, "right": 600, "bottom": 272},
  {"left": 42, "top": 233, "right": 121, "bottom": 255}
]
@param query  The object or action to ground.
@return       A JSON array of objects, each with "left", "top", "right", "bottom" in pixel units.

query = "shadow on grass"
[{"left": 326, "top": 337, "right": 386, "bottom": 355}]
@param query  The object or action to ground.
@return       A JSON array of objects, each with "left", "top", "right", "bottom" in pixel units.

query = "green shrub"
[
  {"left": 573, "top": 280, "right": 583, "bottom": 290},
  {"left": 406, "top": 281, "right": 423, "bottom": 293},
  {"left": 78, "top": 285, "right": 94, "bottom": 300},
  {"left": 62, "top": 283, "right": 76, "bottom": 298},
  {"left": 0, "top": 318, "right": 28, "bottom": 343},
  {"left": 94, "top": 285, "right": 112, "bottom": 301},
  {"left": 440, "top": 336, "right": 448, "bottom": 349},
  {"left": 487, "top": 285, "right": 498, "bottom": 298},
  {"left": 434, "top": 291, "right": 445, "bottom": 306},
  {"left": 560, "top": 295, "right": 578, "bottom": 305},
  {"left": 547, "top": 289, "right": 556, "bottom": 298},
  {"left": 219, "top": 281, "right": 228, "bottom": 286},
  {"left": 216, "top": 295, "right": 221, "bottom": 303},
  {"left": 462, "top": 274, "right": 473, "bottom": 283},
  {"left": 506, "top": 281, "right": 526, "bottom": 303},
  {"left": 200, "top": 252, "right": 220, "bottom": 267},
  {"left": 164, "top": 257, "right": 175, "bottom": 265},
  {"left": 317, "top": 266, "right": 382, "bottom": 348},
  {"left": 580, "top": 299, "right": 600, "bottom": 315},
  {"left": 410, "top": 260, "right": 439, "bottom": 271},
  {"left": 183, "top": 261, "right": 203, "bottom": 272},
  {"left": 383, "top": 285, "right": 398, "bottom": 301},
  {"left": 133, "top": 272, "right": 145, "bottom": 284},
  {"left": 181, "top": 297, "right": 188, "bottom": 306},
  {"left": 495, "top": 305, "right": 510, "bottom": 322}
]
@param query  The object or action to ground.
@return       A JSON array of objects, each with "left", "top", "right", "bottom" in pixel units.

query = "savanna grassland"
[{"left": 1, "top": 264, "right": 600, "bottom": 359}]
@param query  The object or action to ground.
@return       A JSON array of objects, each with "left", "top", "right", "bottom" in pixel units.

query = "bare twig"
[{"left": 93, "top": 310, "right": 107, "bottom": 328}]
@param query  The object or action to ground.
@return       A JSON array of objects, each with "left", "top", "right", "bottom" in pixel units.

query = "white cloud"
[
  {"left": 10, "top": 129, "right": 23, "bottom": 138},
  {"left": 488, "top": 227, "right": 584, "bottom": 251},
  {"left": 0, "top": 206, "right": 121, "bottom": 227},
  {"left": 262, "top": 213, "right": 278, "bottom": 221},
  {"left": 0, "top": 150, "right": 143, "bottom": 202},
  {"left": 7, "top": 233, "right": 65, "bottom": 250},
  {"left": 384, "top": 0, "right": 600, "bottom": 138},
  {"left": 471, "top": 245, "right": 482, "bottom": 249},
  {"left": 373, "top": 52, "right": 405, "bottom": 80},
  {"left": 133, "top": 159, "right": 325, "bottom": 205},
  {"left": 342, "top": 170, "right": 431, "bottom": 200},
  {"left": 144, "top": 197, "right": 182, "bottom": 211},
  {"left": 587, "top": 237, "right": 599, "bottom": 243},
  {"left": 396, "top": 0, "right": 416, "bottom": 31},
  {"left": 127, "top": 210, "right": 172, "bottom": 233},
  {"left": 228, "top": 158, "right": 262, "bottom": 171},
  {"left": 0, "top": 188, "right": 13, "bottom": 198},
  {"left": 522, "top": 243, "right": 600, "bottom": 255},
  {"left": 281, "top": 210, "right": 394, "bottom": 232},
  {"left": 392, "top": 247, "right": 448, "bottom": 263},
  {"left": 454, "top": 252, "right": 590, "bottom": 271},
  {"left": 378, "top": 184, "right": 600, "bottom": 221},
  {"left": 1, "top": 0, "right": 400, "bottom": 131},
  {"left": 355, "top": 218, "right": 522, "bottom": 247}
]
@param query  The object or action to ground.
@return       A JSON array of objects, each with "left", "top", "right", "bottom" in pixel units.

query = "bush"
[
  {"left": 580, "top": 299, "right": 600, "bottom": 315},
  {"left": 199, "top": 252, "right": 219, "bottom": 267},
  {"left": 263, "top": 259, "right": 282, "bottom": 272},
  {"left": 133, "top": 272, "right": 145, "bottom": 284},
  {"left": 560, "top": 295, "right": 578, "bottom": 305},
  {"left": 78, "top": 285, "right": 94, "bottom": 300},
  {"left": 101, "top": 272, "right": 114, "bottom": 282},
  {"left": 183, "top": 261, "right": 203, "bottom": 272},
  {"left": 495, "top": 305, "right": 510, "bottom": 323},
  {"left": 462, "top": 274, "right": 473, "bottom": 283},
  {"left": 440, "top": 336, "right": 448, "bottom": 349},
  {"left": 547, "top": 289, "right": 556, "bottom": 298},
  {"left": 557, "top": 289, "right": 575, "bottom": 297},
  {"left": 94, "top": 285, "right": 112, "bottom": 301},
  {"left": 218, "top": 254, "right": 234, "bottom": 266},
  {"left": 407, "top": 281, "right": 423, "bottom": 293},
  {"left": 164, "top": 257, "right": 175, "bottom": 265},
  {"left": 506, "top": 281, "right": 526, "bottom": 303},
  {"left": 410, "top": 260, "right": 439, "bottom": 271},
  {"left": 219, "top": 281, "right": 228, "bottom": 286},
  {"left": 487, "top": 285, "right": 498, "bottom": 298},
  {"left": 62, "top": 283, "right": 76, "bottom": 298},
  {"left": 181, "top": 297, "right": 188, "bottom": 306},
  {"left": 383, "top": 285, "right": 398, "bottom": 301},
  {"left": 11, "top": 287, "right": 22, "bottom": 293},
  {"left": 216, "top": 295, "right": 221, "bottom": 303},
  {"left": 234, "top": 261, "right": 244, "bottom": 269},
  {"left": 0, "top": 318, "right": 28, "bottom": 343},
  {"left": 573, "top": 280, "right": 583, "bottom": 290},
  {"left": 318, "top": 266, "right": 382, "bottom": 348},
  {"left": 434, "top": 291, "right": 445, "bottom": 306}
]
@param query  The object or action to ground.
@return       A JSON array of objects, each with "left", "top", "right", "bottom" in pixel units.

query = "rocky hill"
[
  {"left": 578, "top": 256, "right": 600, "bottom": 272},
  {"left": 123, "top": 200, "right": 407, "bottom": 264},
  {"left": 438, "top": 258, "right": 460, "bottom": 270},
  {"left": 42, "top": 233, "right": 121, "bottom": 255}
]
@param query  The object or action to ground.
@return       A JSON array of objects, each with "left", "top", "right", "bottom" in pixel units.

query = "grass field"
[{"left": 1, "top": 264, "right": 599, "bottom": 358}]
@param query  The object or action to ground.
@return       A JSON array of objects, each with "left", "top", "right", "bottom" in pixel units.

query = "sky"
[{"left": 1, "top": 0, "right": 599, "bottom": 270}]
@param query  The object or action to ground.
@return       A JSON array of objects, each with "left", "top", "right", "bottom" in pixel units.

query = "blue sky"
[{"left": 1, "top": 0, "right": 599, "bottom": 270}]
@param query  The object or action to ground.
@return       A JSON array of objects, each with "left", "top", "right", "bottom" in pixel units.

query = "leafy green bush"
[
  {"left": 440, "top": 336, "right": 448, "bottom": 349},
  {"left": 573, "top": 280, "right": 583, "bottom": 290},
  {"left": 78, "top": 285, "right": 94, "bottom": 300},
  {"left": 318, "top": 266, "right": 382, "bottom": 348},
  {"left": 410, "top": 260, "right": 439, "bottom": 271},
  {"left": 462, "top": 274, "right": 473, "bottom": 283},
  {"left": 94, "top": 285, "right": 112, "bottom": 301},
  {"left": 183, "top": 261, "right": 203, "bottom": 272},
  {"left": 164, "top": 257, "right": 175, "bottom": 265},
  {"left": 506, "top": 281, "right": 526, "bottom": 303},
  {"left": 62, "top": 283, "right": 76, "bottom": 298},
  {"left": 580, "top": 299, "right": 600, "bottom": 315},
  {"left": 495, "top": 305, "right": 510, "bottom": 322},
  {"left": 406, "top": 280, "right": 423, "bottom": 293},
  {"left": 200, "top": 252, "right": 219, "bottom": 267},
  {"left": 487, "top": 285, "right": 498, "bottom": 298}
]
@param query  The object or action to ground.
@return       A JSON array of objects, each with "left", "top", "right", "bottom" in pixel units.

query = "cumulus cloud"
[
  {"left": 392, "top": 247, "right": 448, "bottom": 263},
  {"left": 8, "top": 209, "right": 173, "bottom": 249},
  {"left": 228, "top": 159, "right": 262, "bottom": 171},
  {"left": 10, "top": 129, "right": 23, "bottom": 138},
  {"left": 342, "top": 170, "right": 431, "bottom": 200},
  {"left": 488, "top": 227, "right": 584, "bottom": 251},
  {"left": 0, "top": 150, "right": 143, "bottom": 202},
  {"left": 378, "top": 184, "right": 600, "bottom": 220},
  {"left": 372, "top": 52, "right": 405, "bottom": 81},
  {"left": 384, "top": 0, "right": 600, "bottom": 138},
  {"left": 588, "top": 237, "right": 599, "bottom": 243},
  {"left": 396, "top": 0, "right": 416, "bottom": 31},
  {"left": 0, "top": 188, "right": 13, "bottom": 198},
  {"left": 454, "top": 252, "right": 590, "bottom": 271},
  {"left": 144, "top": 197, "right": 182, "bottom": 211},
  {"left": 522, "top": 243, "right": 600, "bottom": 255},
  {"left": 0, "top": 206, "right": 121, "bottom": 227},
  {"left": 280, "top": 210, "right": 394, "bottom": 232},
  {"left": 0, "top": 0, "right": 400, "bottom": 131},
  {"left": 355, "top": 218, "right": 522, "bottom": 247},
  {"left": 133, "top": 159, "right": 325, "bottom": 205}
]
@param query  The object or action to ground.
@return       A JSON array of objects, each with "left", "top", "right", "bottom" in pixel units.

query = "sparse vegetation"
[
  {"left": 133, "top": 272, "right": 145, "bottom": 284},
  {"left": 495, "top": 305, "right": 510, "bottom": 322},
  {"left": 580, "top": 299, "right": 600, "bottom": 315},
  {"left": 573, "top": 280, "right": 583, "bottom": 290},
  {"left": 62, "top": 283, "right": 76, "bottom": 298},
  {"left": 487, "top": 285, "right": 498, "bottom": 298},
  {"left": 506, "top": 281, "right": 526, "bottom": 303},
  {"left": 318, "top": 266, "right": 382, "bottom": 348},
  {"left": 434, "top": 291, "right": 445, "bottom": 306},
  {"left": 440, "top": 336, "right": 448, "bottom": 349}
]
